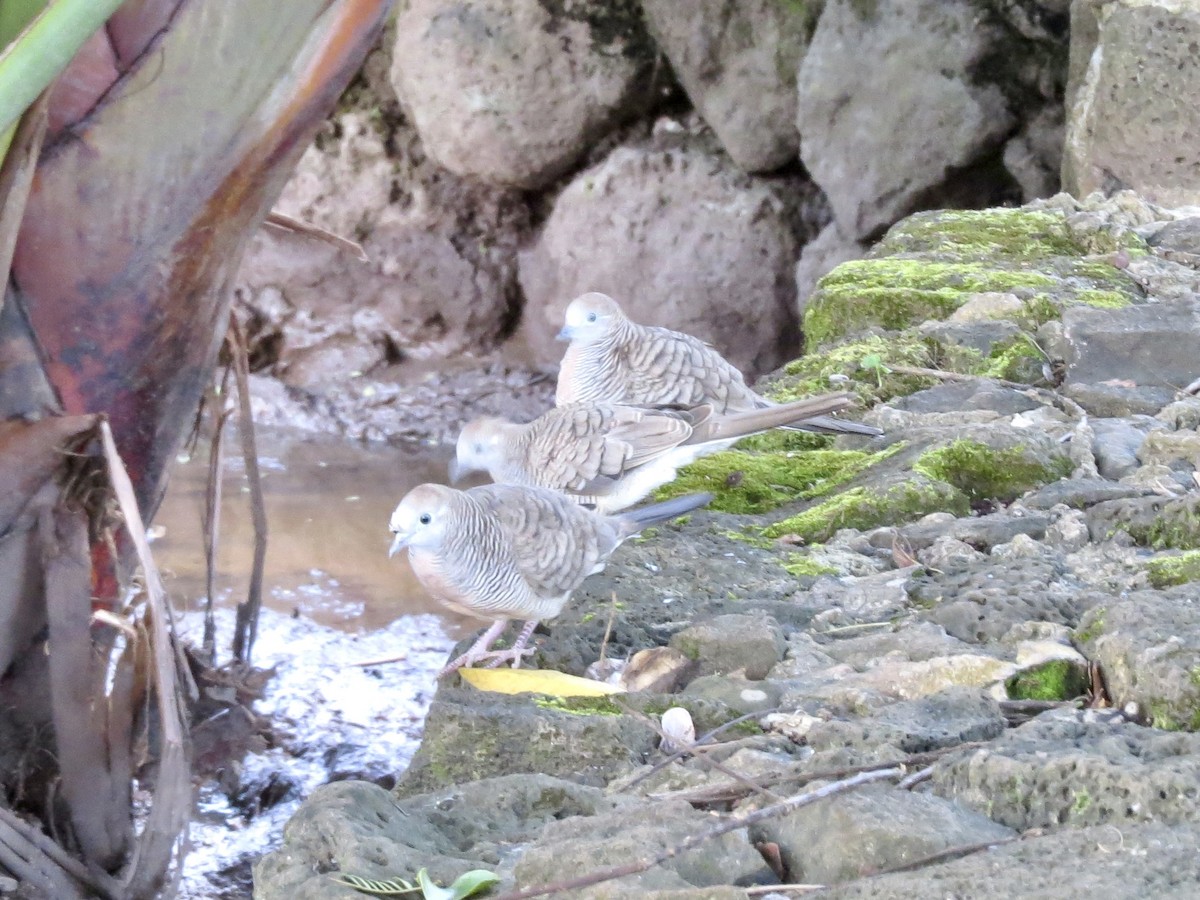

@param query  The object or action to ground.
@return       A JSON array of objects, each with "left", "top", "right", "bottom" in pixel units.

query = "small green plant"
[
  {"left": 859, "top": 352, "right": 891, "bottom": 388},
  {"left": 332, "top": 868, "right": 499, "bottom": 899}
]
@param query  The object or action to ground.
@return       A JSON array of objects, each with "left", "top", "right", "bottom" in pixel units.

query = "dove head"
[
  {"left": 557, "top": 292, "right": 626, "bottom": 343},
  {"left": 388, "top": 483, "right": 456, "bottom": 557},
  {"left": 450, "top": 417, "right": 512, "bottom": 482}
]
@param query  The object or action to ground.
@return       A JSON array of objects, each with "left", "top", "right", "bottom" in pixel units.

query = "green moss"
[
  {"left": 1004, "top": 660, "right": 1089, "bottom": 701},
  {"left": 532, "top": 696, "right": 623, "bottom": 717},
  {"left": 1146, "top": 699, "right": 1200, "bottom": 733},
  {"left": 653, "top": 445, "right": 901, "bottom": 515},
  {"left": 1072, "top": 790, "right": 1092, "bottom": 816},
  {"left": 781, "top": 552, "right": 839, "bottom": 578},
  {"left": 1069, "top": 289, "right": 1128, "bottom": 311},
  {"left": 976, "top": 334, "right": 1045, "bottom": 382},
  {"left": 733, "top": 429, "right": 833, "bottom": 453},
  {"left": 801, "top": 207, "right": 1145, "bottom": 348},
  {"left": 915, "top": 439, "right": 1072, "bottom": 504},
  {"left": 763, "top": 476, "right": 969, "bottom": 543},
  {"left": 1128, "top": 496, "right": 1200, "bottom": 550},
  {"left": 764, "top": 334, "right": 938, "bottom": 406},
  {"left": 874, "top": 209, "right": 1083, "bottom": 259},
  {"left": 804, "top": 260, "right": 1058, "bottom": 348},
  {"left": 1145, "top": 551, "right": 1200, "bottom": 588},
  {"left": 1074, "top": 609, "right": 1106, "bottom": 646}
]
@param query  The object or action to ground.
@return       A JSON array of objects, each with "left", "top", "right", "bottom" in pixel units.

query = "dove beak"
[
  {"left": 555, "top": 325, "right": 574, "bottom": 342},
  {"left": 447, "top": 458, "right": 466, "bottom": 485},
  {"left": 388, "top": 532, "right": 410, "bottom": 558}
]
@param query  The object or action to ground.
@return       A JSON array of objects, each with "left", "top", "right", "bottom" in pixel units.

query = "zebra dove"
[
  {"left": 450, "top": 392, "right": 856, "bottom": 513},
  {"left": 388, "top": 483, "right": 712, "bottom": 675},
  {"left": 555, "top": 292, "right": 882, "bottom": 437}
]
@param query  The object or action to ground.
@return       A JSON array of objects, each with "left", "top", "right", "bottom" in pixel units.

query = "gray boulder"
[
  {"left": 1064, "top": 0, "right": 1200, "bottom": 206},
  {"left": 396, "top": 687, "right": 657, "bottom": 794},
  {"left": 1076, "top": 588, "right": 1200, "bottom": 731},
  {"left": 514, "top": 799, "right": 774, "bottom": 894},
  {"left": 253, "top": 775, "right": 616, "bottom": 899},
  {"left": 518, "top": 145, "right": 800, "bottom": 378},
  {"left": 390, "top": 0, "right": 654, "bottom": 188},
  {"left": 931, "top": 711, "right": 1200, "bottom": 829},
  {"left": 752, "top": 785, "right": 1014, "bottom": 884},
  {"left": 642, "top": 0, "right": 819, "bottom": 172},
  {"left": 822, "top": 822, "right": 1200, "bottom": 899},
  {"left": 797, "top": 0, "right": 1052, "bottom": 239}
]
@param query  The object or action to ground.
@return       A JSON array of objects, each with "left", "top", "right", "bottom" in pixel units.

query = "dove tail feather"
[{"left": 620, "top": 492, "right": 714, "bottom": 532}]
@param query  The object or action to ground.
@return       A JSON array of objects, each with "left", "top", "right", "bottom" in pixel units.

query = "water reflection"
[{"left": 153, "top": 426, "right": 479, "bottom": 639}]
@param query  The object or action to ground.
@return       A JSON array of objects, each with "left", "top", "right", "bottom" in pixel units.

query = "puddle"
[{"left": 150, "top": 426, "right": 482, "bottom": 898}]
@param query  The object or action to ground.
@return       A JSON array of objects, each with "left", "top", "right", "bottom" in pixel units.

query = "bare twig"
[
  {"left": 99, "top": 422, "right": 193, "bottom": 896},
  {"left": 653, "top": 742, "right": 985, "bottom": 806},
  {"left": 896, "top": 765, "right": 934, "bottom": 791},
  {"left": 228, "top": 318, "right": 269, "bottom": 664},
  {"left": 0, "top": 806, "right": 121, "bottom": 900},
  {"left": 0, "top": 816, "right": 87, "bottom": 900},
  {"left": 263, "top": 210, "right": 368, "bottom": 262},
  {"left": 345, "top": 652, "right": 408, "bottom": 668},
  {"left": 202, "top": 375, "right": 231, "bottom": 660},
  {"left": 488, "top": 767, "right": 905, "bottom": 900},
  {"left": 853, "top": 834, "right": 1020, "bottom": 880}
]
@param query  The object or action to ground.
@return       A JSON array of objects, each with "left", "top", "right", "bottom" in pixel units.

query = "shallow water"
[
  {"left": 150, "top": 426, "right": 484, "bottom": 897},
  {"left": 153, "top": 425, "right": 478, "bottom": 637}
]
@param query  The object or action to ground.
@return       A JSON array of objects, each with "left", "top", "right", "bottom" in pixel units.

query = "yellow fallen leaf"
[{"left": 458, "top": 667, "right": 623, "bottom": 698}]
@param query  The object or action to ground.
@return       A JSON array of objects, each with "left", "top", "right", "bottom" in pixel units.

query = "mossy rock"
[
  {"left": 762, "top": 472, "right": 969, "bottom": 544},
  {"left": 1005, "top": 659, "right": 1090, "bottom": 702},
  {"left": 1146, "top": 551, "right": 1200, "bottom": 589},
  {"left": 914, "top": 438, "right": 1073, "bottom": 505},
  {"left": 653, "top": 443, "right": 903, "bottom": 515},
  {"left": 803, "top": 207, "right": 1146, "bottom": 348}
]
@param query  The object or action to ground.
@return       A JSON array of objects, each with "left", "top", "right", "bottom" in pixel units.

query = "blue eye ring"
[
  {"left": 419, "top": 513, "right": 432, "bottom": 525},
  {"left": 586, "top": 312, "right": 597, "bottom": 323}
]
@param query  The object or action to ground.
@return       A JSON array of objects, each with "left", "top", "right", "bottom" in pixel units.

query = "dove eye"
[
  {"left": 419, "top": 513, "right": 432, "bottom": 525},
  {"left": 586, "top": 312, "right": 597, "bottom": 323}
]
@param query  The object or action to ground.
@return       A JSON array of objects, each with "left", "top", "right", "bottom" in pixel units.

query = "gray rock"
[
  {"left": 669, "top": 614, "right": 786, "bottom": 681},
  {"left": 253, "top": 775, "right": 615, "bottom": 899},
  {"left": 752, "top": 785, "right": 1014, "bottom": 884},
  {"left": 1062, "top": 301, "right": 1200, "bottom": 398},
  {"left": 805, "top": 687, "right": 1007, "bottom": 755},
  {"left": 397, "top": 688, "right": 657, "bottom": 794},
  {"left": 931, "top": 711, "right": 1200, "bottom": 829},
  {"left": 1086, "top": 494, "right": 1200, "bottom": 550},
  {"left": 1023, "top": 477, "right": 1154, "bottom": 510},
  {"left": 642, "top": 0, "right": 817, "bottom": 172},
  {"left": 530, "top": 515, "right": 820, "bottom": 676},
  {"left": 797, "top": 0, "right": 1016, "bottom": 238},
  {"left": 917, "top": 319, "right": 1024, "bottom": 358},
  {"left": 1091, "top": 418, "right": 1159, "bottom": 480},
  {"left": 1063, "top": 0, "right": 1200, "bottom": 207},
  {"left": 795, "top": 222, "right": 866, "bottom": 308},
  {"left": 518, "top": 145, "right": 800, "bottom": 379},
  {"left": 1147, "top": 216, "right": 1200, "bottom": 255},
  {"left": 908, "top": 557, "right": 1106, "bottom": 645},
  {"left": 514, "top": 799, "right": 775, "bottom": 893},
  {"left": 1076, "top": 588, "right": 1200, "bottom": 731},
  {"left": 819, "top": 622, "right": 974, "bottom": 670},
  {"left": 900, "top": 510, "right": 1051, "bottom": 554},
  {"left": 239, "top": 110, "right": 528, "bottom": 366},
  {"left": 917, "top": 536, "right": 985, "bottom": 571},
  {"left": 1064, "top": 381, "right": 1179, "bottom": 418},
  {"left": 890, "top": 381, "right": 1040, "bottom": 417},
  {"left": 390, "top": 0, "right": 654, "bottom": 188},
  {"left": 681, "top": 674, "right": 782, "bottom": 715},
  {"left": 822, "top": 822, "right": 1200, "bottom": 899}
]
